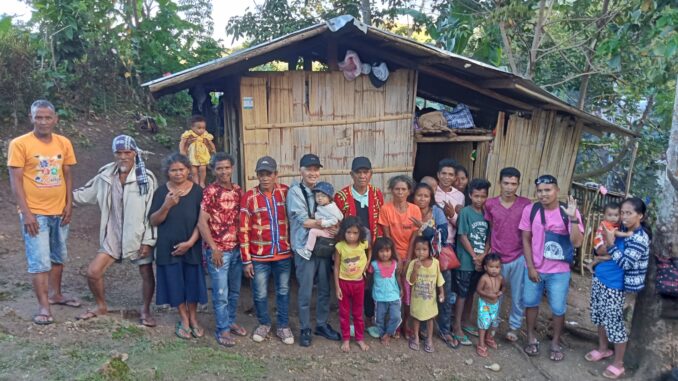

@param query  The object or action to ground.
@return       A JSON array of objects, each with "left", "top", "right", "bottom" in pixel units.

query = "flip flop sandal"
[
  {"left": 423, "top": 342, "right": 434, "bottom": 353},
  {"left": 585, "top": 349, "right": 614, "bottom": 362},
  {"left": 439, "top": 333, "right": 459, "bottom": 349},
  {"left": 175, "top": 322, "right": 192, "bottom": 340},
  {"left": 462, "top": 326, "right": 479, "bottom": 337},
  {"left": 603, "top": 364, "right": 625, "bottom": 379},
  {"left": 50, "top": 297, "right": 81, "bottom": 308},
  {"left": 550, "top": 347, "right": 565, "bottom": 362},
  {"left": 76, "top": 310, "right": 98, "bottom": 321},
  {"left": 217, "top": 332, "right": 236, "bottom": 347},
  {"left": 32, "top": 314, "right": 54, "bottom": 325},
  {"left": 190, "top": 325, "right": 205, "bottom": 338},
  {"left": 230, "top": 325, "right": 248, "bottom": 337},
  {"left": 452, "top": 334, "right": 472, "bottom": 346},
  {"left": 476, "top": 345, "right": 489, "bottom": 358},
  {"left": 486, "top": 335, "right": 498, "bottom": 350},
  {"left": 408, "top": 338, "right": 420, "bottom": 351},
  {"left": 524, "top": 340, "right": 540, "bottom": 356}
]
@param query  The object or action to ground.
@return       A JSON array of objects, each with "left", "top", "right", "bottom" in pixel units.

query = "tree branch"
[
  {"left": 499, "top": 21, "right": 518, "bottom": 74},
  {"left": 572, "top": 140, "right": 633, "bottom": 181},
  {"left": 574, "top": 92, "right": 654, "bottom": 180},
  {"left": 543, "top": 71, "right": 606, "bottom": 88},
  {"left": 527, "top": 0, "right": 548, "bottom": 79}
]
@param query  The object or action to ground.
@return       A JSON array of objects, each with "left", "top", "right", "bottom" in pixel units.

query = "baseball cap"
[
  {"left": 351, "top": 156, "right": 372, "bottom": 171},
  {"left": 312, "top": 182, "right": 335, "bottom": 198},
  {"left": 300, "top": 153, "right": 323, "bottom": 168},
  {"left": 255, "top": 156, "right": 277, "bottom": 173}
]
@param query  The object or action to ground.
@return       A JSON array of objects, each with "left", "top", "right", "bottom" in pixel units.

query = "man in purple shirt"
[{"left": 484, "top": 167, "right": 531, "bottom": 342}]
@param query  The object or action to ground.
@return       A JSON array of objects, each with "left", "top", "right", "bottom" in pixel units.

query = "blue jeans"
[
  {"left": 252, "top": 258, "right": 291, "bottom": 327},
  {"left": 376, "top": 300, "right": 402, "bottom": 337},
  {"left": 294, "top": 252, "right": 332, "bottom": 330},
  {"left": 436, "top": 269, "right": 456, "bottom": 335},
  {"left": 205, "top": 248, "right": 242, "bottom": 337},
  {"left": 523, "top": 270, "right": 571, "bottom": 317},
  {"left": 501, "top": 255, "right": 526, "bottom": 330},
  {"left": 20, "top": 214, "right": 69, "bottom": 274}
]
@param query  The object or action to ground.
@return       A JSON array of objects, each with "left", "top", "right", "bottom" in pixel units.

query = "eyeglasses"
[{"left": 535, "top": 175, "right": 557, "bottom": 186}]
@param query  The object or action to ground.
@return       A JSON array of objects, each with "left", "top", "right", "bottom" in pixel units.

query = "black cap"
[
  {"left": 255, "top": 156, "right": 277, "bottom": 172},
  {"left": 351, "top": 156, "right": 372, "bottom": 171},
  {"left": 299, "top": 153, "right": 323, "bottom": 168}
]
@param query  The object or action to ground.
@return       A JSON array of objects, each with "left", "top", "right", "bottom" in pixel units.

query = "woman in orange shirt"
[{"left": 378, "top": 175, "right": 421, "bottom": 338}]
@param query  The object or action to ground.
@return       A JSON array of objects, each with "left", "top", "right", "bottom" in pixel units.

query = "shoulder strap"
[
  {"left": 530, "top": 202, "right": 571, "bottom": 231},
  {"left": 299, "top": 184, "right": 314, "bottom": 218},
  {"left": 529, "top": 203, "right": 544, "bottom": 225},
  {"left": 559, "top": 201, "right": 570, "bottom": 233}
]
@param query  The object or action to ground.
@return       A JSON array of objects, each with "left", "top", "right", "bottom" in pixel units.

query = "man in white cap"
[
  {"left": 72, "top": 135, "right": 158, "bottom": 325},
  {"left": 288, "top": 153, "right": 341, "bottom": 347}
]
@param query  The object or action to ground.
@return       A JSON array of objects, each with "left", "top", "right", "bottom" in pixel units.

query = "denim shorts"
[
  {"left": 20, "top": 214, "right": 69, "bottom": 273},
  {"left": 522, "top": 271, "right": 571, "bottom": 316}
]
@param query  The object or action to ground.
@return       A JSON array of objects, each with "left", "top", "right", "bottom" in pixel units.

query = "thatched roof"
[{"left": 142, "top": 15, "right": 635, "bottom": 137}]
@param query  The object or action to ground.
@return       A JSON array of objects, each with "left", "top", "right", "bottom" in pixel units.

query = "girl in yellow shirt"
[
  {"left": 407, "top": 236, "right": 445, "bottom": 353},
  {"left": 334, "top": 217, "right": 371, "bottom": 353}
]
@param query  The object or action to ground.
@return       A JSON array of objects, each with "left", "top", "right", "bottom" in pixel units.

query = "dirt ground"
[{"left": 0, "top": 117, "right": 642, "bottom": 380}]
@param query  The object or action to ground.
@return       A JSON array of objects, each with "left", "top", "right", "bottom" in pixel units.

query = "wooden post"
[
  {"left": 624, "top": 139, "right": 639, "bottom": 196},
  {"left": 303, "top": 55, "right": 312, "bottom": 71},
  {"left": 286, "top": 56, "right": 298, "bottom": 71},
  {"left": 327, "top": 39, "right": 339, "bottom": 71}
]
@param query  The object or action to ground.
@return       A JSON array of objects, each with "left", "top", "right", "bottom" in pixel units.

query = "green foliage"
[
  {"left": 0, "top": 16, "right": 46, "bottom": 126},
  {"left": 0, "top": 0, "right": 224, "bottom": 128}
]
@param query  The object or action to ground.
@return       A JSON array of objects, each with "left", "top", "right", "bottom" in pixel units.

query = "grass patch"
[
  {"left": 111, "top": 325, "right": 144, "bottom": 340},
  {"left": 0, "top": 291, "right": 14, "bottom": 301},
  {"left": 0, "top": 327, "right": 265, "bottom": 381}
]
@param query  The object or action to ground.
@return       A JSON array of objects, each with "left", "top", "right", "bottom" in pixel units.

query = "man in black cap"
[
  {"left": 334, "top": 156, "right": 385, "bottom": 338},
  {"left": 287, "top": 154, "right": 341, "bottom": 347}
]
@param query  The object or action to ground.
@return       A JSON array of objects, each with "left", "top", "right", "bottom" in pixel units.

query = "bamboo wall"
[
  {"left": 485, "top": 111, "right": 583, "bottom": 198},
  {"left": 239, "top": 70, "right": 417, "bottom": 190}
]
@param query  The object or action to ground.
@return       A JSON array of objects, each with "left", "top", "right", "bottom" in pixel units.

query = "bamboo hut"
[{"left": 142, "top": 15, "right": 637, "bottom": 195}]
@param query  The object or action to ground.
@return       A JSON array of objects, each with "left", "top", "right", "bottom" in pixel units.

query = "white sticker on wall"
[{"left": 243, "top": 97, "right": 254, "bottom": 110}]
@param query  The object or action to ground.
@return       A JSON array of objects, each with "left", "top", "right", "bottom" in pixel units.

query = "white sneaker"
[
  {"left": 252, "top": 324, "right": 270, "bottom": 342},
  {"left": 277, "top": 327, "right": 295, "bottom": 345}
]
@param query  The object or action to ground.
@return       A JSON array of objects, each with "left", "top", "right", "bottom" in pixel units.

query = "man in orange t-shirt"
[{"left": 7, "top": 100, "right": 78, "bottom": 325}]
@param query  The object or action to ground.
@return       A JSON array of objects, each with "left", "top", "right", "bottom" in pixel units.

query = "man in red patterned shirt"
[
  {"left": 239, "top": 156, "right": 294, "bottom": 345},
  {"left": 197, "top": 152, "right": 245, "bottom": 347}
]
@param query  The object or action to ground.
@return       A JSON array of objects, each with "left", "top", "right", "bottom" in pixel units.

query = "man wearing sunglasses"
[{"left": 518, "top": 175, "right": 584, "bottom": 362}]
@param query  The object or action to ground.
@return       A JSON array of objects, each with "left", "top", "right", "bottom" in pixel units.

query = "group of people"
[{"left": 8, "top": 101, "right": 651, "bottom": 379}]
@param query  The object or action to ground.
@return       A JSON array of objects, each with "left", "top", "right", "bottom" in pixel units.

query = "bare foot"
[
  {"left": 381, "top": 335, "right": 391, "bottom": 346},
  {"left": 139, "top": 313, "right": 157, "bottom": 327},
  {"left": 357, "top": 340, "right": 369, "bottom": 351},
  {"left": 341, "top": 340, "right": 350, "bottom": 352}
]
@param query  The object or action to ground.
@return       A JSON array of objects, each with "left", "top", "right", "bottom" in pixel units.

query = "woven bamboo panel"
[
  {"left": 240, "top": 70, "right": 416, "bottom": 190},
  {"left": 485, "top": 110, "right": 583, "bottom": 199}
]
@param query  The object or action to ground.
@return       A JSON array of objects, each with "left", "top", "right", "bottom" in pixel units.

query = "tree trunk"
[
  {"left": 360, "top": 0, "right": 372, "bottom": 25},
  {"left": 626, "top": 76, "right": 678, "bottom": 379}
]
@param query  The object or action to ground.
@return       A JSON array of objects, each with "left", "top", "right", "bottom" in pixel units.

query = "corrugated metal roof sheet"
[{"left": 142, "top": 16, "right": 636, "bottom": 137}]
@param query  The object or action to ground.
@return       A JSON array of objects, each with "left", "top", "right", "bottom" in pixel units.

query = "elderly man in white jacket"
[{"left": 72, "top": 135, "right": 158, "bottom": 325}]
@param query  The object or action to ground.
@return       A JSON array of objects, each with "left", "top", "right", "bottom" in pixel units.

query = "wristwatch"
[{"left": 569, "top": 219, "right": 579, "bottom": 224}]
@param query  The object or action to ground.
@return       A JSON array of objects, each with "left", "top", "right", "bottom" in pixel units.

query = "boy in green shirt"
[{"left": 452, "top": 179, "right": 491, "bottom": 345}]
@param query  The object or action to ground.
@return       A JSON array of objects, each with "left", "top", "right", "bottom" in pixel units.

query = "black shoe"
[
  {"left": 300, "top": 328, "right": 312, "bottom": 347},
  {"left": 315, "top": 324, "right": 341, "bottom": 341}
]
